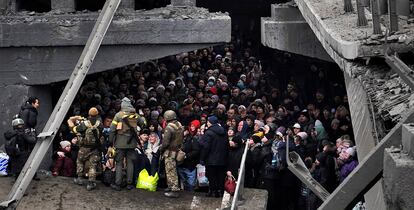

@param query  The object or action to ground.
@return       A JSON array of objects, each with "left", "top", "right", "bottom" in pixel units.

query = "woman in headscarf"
[
  {"left": 145, "top": 132, "right": 161, "bottom": 176},
  {"left": 236, "top": 120, "right": 251, "bottom": 140}
]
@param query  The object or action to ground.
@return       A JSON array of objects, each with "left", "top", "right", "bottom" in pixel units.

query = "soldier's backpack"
[
  {"left": 119, "top": 112, "right": 139, "bottom": 135},
  {"left": 166, "top": 122, "right": 184, "bottom": 152},
  {"left": 79, "top": 120, "right": 101, "bottom": 147}
]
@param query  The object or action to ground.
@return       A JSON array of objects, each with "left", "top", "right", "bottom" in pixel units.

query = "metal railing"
[{"left": 230, "top": 142, "right": 249, "bottom": 210}]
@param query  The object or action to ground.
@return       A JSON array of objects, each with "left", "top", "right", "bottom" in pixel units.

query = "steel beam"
[
  {"left": 318, "top": 108, "right": 414, "bottom": 210},
  {"left": 385, "top": 53, "right": 414, "bottom": 90},
  {"left": 0, "top": 0, "right": 121, "bottom": 208},
  {"left": 286, "top": 138, "right": 330, "bottom": 201},
  {"left": 287, "top": 151, "right": 330, "bottom": 201}
]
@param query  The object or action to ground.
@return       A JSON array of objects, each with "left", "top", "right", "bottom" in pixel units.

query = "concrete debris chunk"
[{"left": 389, "top": 103, "right": 407, "bottom": 117}]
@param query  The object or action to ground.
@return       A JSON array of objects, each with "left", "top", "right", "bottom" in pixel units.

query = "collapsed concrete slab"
[
  {"left": 261, "top": 4, "right": 332, "bottom": 62},
  {"left": 0, "top": 6, "right": 231, "bottom": 86},
  {"left": 0, "top": 7, "right": 230, "bottom": 47},
  {"left": 294, "top": 0, "right": 414, "bottom": 60}
]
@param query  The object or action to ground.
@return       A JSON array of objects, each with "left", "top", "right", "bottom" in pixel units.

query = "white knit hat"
[{"left": 60, "top": 141, "right": 71, "bottom": 148}]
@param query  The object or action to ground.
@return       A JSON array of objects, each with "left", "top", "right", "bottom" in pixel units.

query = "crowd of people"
[{"left": 4, "top": 31, "right": 359, "bottom": 209}]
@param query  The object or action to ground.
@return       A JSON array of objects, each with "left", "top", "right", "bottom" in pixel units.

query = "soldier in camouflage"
[
  {"left": 160, "top": 110, "right": 184, "bottom": 198},
  {"left": 69, "top": 107, "right": 103, "bottom": 191}
]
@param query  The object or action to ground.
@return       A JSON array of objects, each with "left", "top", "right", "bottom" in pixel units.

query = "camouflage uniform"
[
  {"left": 70, "top": 116, "right": 102, "bottom": 182},
  {"left": 76, "top": 147, "right": 100, "bottom": 181},
  {"left": 160, "top": 119, "right": 184, "bottom": 192}
]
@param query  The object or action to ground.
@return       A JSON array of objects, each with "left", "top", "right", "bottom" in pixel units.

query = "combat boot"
[
  {"left": 73, "top": 177, "right": 86, "bottom": 185},
  {"left": 110, "top": 183, "right": 121, "bottom": 191},
  {"left": 86, "top": 181, "right": 97, "bottom": 191},
  {"left": 164, "top": 191, "right": 179, "bottom": 198}
]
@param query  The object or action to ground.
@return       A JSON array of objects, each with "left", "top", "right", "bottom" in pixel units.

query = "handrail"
[{"left": 230, "top": 142, "right": 249, "bottom": 210}]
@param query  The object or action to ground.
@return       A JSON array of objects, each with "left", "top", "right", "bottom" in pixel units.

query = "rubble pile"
[
  {"left": 355, "top": 64, "right": 414, "bottom": 132},
  {"left": 0, "top": 6, "right": 227, "bottom": 24}
]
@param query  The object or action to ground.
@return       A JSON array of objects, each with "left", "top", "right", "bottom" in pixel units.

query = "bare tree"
[
  {"left": 356, "top": 0, "right": 368, "bottom": 26},
  {"left": 344, "top": 0, "right": 354, "bottom": 12}
]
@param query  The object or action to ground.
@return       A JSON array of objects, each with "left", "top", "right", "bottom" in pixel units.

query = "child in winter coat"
[{"left": 52, "top": 140, "right": 76, "bottom": 177}]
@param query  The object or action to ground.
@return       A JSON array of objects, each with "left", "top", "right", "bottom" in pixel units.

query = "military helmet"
[
  {"left": 12, "top": 118, "right": 24, "bottom": 127},
  {"left": 163, "top": 110, "right": 177, "bottom": 121}
]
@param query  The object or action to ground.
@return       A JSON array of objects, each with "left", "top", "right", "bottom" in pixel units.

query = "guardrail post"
[
  {"left": 357, "top": 0, "right": 368, "bottom": 26},
  {"left": 344, "top": 0, "right": 354, "bottom": 12},
  {"left": 388, "top": 0, "right": 398, "bottom": 32},
  {"left": 371, "top": 0, "right": 382, "bottom": 34}
]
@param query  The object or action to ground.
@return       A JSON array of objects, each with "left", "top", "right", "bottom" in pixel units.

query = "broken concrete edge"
[
  {"left": 170, "top": 0, "right": 197, "bottom": 7},
  {"left": 303, "top": 14, "right": 411, "bottom": 130},
  {"left": 383, "top": 148, "right": 414, "bottom": 210},
  {"left": 295, "top": 0, "right": 414, "bottom": 59},
  {"left": 1, "top": 6, "right": 227, "bottom": 20},
  {"left": 260, "top": 18, "right": 333, "bottom": 62},
  {"left": 318, "top": 108, "right": 414, "bottom": 210},
  {"left": 402, "top": 124, "right": 414, "bottom": 158},
  {"left": 270, "top": 3, "right": 304, "bottom": 21},
  {"left": 294, "top": 0, "right": 359, "bottom": 60},
  {"left": 0, "top": 11, "right": 231, "bottom": 47}
]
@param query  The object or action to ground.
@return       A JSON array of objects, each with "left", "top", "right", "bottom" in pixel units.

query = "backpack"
[
  {"left": 166, "top": 122, "right": 184, "bottom": 151},
  {"left": 79, "top": 120, "right": 101, "bottom": 147},
  {"left": 118, "top": 112, "right": 139, "bottom": 135}
]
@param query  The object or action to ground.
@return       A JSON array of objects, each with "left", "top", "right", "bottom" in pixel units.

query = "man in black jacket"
[
  {"left": 200, "top": 115, "right": 229, "bottom": 197},
  {"left": 19, "top": 96, "right": 40, "bottom": 131}
]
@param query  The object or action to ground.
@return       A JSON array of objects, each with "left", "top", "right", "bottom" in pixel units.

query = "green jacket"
[{"left": 109, "top": 111, "right": 139, "bottom": 149}]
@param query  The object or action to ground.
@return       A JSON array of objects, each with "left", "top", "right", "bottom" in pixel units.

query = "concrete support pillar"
[
  {"left": 119, "top": 0, "right": 135, "bottom": 10},
  {"left": 171, "top": 0, "right": 196, "bottom": 7},
  {"left": 383, "top": 124, "right": 414, "bottom": 209},
  {"left": 51, "top": 0, "right": 75, "bottom": 13},
  {"left": 0, "top": 85, "right": 52, "bottom": 168},
  {"left": 344, "top": 73, "right": 387, "bottom": 210}
]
